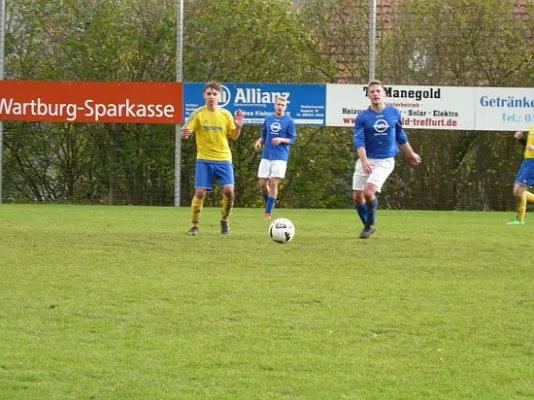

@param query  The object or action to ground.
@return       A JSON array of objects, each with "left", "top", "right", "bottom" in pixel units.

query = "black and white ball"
[{"left": 268, "top": 218, "right": 295, "bottom": 244}]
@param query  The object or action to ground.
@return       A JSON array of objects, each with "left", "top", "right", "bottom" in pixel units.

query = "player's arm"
[
  {"left": 395, "top": 111, "right": 421, "bottom": 165},
  {"left": 515, "top": 131, "right": 527, "bottom": 147},
  {"left": 254, "top": 121, "right": 267, "bottom": 152},
  {"left": 354, "top": 115, "right": 372, "bottom": 173},
  {"left": 399, "top": 142, "right": 421, "bottom": 165},
  {"left": 181, "top": 108, "right": 199, "bottom": 139},
  {"left": 229, "top": 110, "right": 244, "bottom": 140},
  {"left": 287, "top": 119, "right": 296, "bottom": 145},
  {"left": 272, "top": 119, "right": 296, "bottom": 146}
]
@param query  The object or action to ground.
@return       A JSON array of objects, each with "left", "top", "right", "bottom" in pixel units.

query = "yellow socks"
[
  {"left": 190, "top": 193, "right": 234, "bottom": 227},
  {"left": 516, "top": 193, "right": 527, "bottom": 222},
  {"left": 221, "top": 193, "right": 234, "bottom": 221},
  {"left": 190, "top": 196, "right": 204, "bottom": 227},
  {"left": 514, "top": 191, "right": 534, "bottom": 222}
]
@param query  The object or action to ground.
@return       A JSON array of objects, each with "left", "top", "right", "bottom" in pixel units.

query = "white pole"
[
  {"left": 369, "top": 0, "right": 377, "bottom": 82},
  {"left": 0, "top": 0, "right": 5, "bottom": 204},
  {"left": 174, "top": 0, "right": 184, "bottom": 207}
]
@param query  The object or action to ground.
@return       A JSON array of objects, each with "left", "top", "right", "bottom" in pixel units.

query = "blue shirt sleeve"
[
  {"left": 395, "top": 109, "right": 408, "bottom": 145},
  {"left": 287, "top": 118, "right": 296, "bottom": 145},
  {"left": 354, "top": 114, "right": 366, "bottom": 150},
  {"left": 261, "top": 119, "right": 267, "bottom": 142}
]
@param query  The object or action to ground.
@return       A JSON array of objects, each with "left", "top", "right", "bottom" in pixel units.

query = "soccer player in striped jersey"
[
  {"left": 353, "top": 80, "right": 421, "bottom": 239},
  {"left": 507, "top": 128, "right": 534, "bottom": 225},
  {"left": 254, "top": 96, "right": 296, "bottom": 219},
  {"left": 182, "top": 81, "right": 244, "bottom": 236}
]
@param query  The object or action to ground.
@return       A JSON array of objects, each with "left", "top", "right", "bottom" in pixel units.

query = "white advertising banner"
[
  {"left": 474, "top": 87, "right": 534, "bottom": 131},
  {"left": 326, "top": 84, "right": 476, "bottom": 130}
]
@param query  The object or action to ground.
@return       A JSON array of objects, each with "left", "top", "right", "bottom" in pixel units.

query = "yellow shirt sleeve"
[{"left": 185, "top": 107, "right": 202, "bottom": 132}]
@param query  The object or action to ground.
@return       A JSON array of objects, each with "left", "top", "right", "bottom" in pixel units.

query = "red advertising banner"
[{"left": 0, "top": 80, "right": 183, "bottom": 124}]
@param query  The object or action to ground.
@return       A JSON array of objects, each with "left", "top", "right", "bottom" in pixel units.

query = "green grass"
[{"left": 1, "top": 205, "right": 533, "bottom": 399}]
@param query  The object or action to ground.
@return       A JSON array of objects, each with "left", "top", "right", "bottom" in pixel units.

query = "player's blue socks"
[
  {"left": 263, "top": 193, "right": 269, "bottom": 204},
  {"left": 266, "top": 197, "right": 276, "bottom": 214},
  {"left": 366, "top": 198, "right": 378, "bottom": 227},
  {"left": 356, "top": 203, "right": 367, "bottom": 226}
]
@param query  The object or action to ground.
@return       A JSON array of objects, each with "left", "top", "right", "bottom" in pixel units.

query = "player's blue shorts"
[
  {"left": 195, "top": 160, "right": 234, "bottom": 190},
  {"left": 515, "top": 159, "right": 534, "bottom": 187}
]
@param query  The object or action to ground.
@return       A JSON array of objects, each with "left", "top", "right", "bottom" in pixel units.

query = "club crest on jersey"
[
  {"left": 270, "top": 122, "right": 282, "bottom": 134},
  {"left": 373, "top": 118, "right": 389, "bottom": 133}
]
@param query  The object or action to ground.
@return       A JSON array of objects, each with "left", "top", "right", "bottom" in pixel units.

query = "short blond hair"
[
  {"left": 367, "top": 80, "right": 384, "bottom": 90},
  {"left": 275, "top": 95, "right": 289, "bottom": 104}
]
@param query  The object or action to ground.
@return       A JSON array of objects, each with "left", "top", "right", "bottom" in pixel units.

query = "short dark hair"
[
  {"left": 204, "top": 80, "right": 222, "bottom": 93},
  {"left": 367, "top": 79, "right": 384, "bottom": 90}
]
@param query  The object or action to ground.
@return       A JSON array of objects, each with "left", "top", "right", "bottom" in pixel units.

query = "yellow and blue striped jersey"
[{"left": 186, "top": 106, "right": 236, "bottom": 162}]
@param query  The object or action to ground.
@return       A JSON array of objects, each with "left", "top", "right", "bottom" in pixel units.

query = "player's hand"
[
  {"left": 271, "top": 138, "right": 283, "bottom": 146},
  {"left": 514, "top": 131, "right": 524, "bottom": 140},
  {"left": 181, "top": 127, "right": 192, "bottom": 139},
  {"left": 408, "top": 153, "right": 421, "bottom": 165},
  {"left": 254, "top": 139, "right": 263, "bottom": 152},
  {"left": 234, "top": 110, "right": 244, "bottom": 128},
  {"left": 361, "top": 160, "right": 373, "bottom": 175},
  {"left": 527, "top": 145, "right": 534, "bottom": 151}
]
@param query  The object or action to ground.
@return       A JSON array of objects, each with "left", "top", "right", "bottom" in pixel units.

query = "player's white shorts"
[
  {"left": 258, "top": 159, "right": 288, "bottom": 179},
  {"left": 352, "top": 157, "right": 395, "bottom": 192}
]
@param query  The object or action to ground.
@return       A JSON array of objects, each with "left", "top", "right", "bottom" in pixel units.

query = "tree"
[
  {"left": 180, "top": 0, "right": 333, "bottom": 206},
  {"left": 3, "top": 0, "right": 533, "bottom": 210},
  {"left": 4, "top": 0, "right": 177, "bottom": 204}
]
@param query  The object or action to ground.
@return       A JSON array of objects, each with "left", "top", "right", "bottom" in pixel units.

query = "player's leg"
[
  {"left": 216, "top": 162, "right": 235, "bottom": 235},
  {"left": 359, "top": 182, "right": 378, "bottom": 239},
  {"left": 359, "top": 158, "right": 394, "bottom": 239},
  {"left": 508, "top": 160, "right": 534, "bottom": 224},
  {"left": 352, "top": 159, "right": 368, "bottom": 226},
  {"left": 259, "top": 179, "right": 269, "bottom": 204},
  {"left": 265, "top": 160, "right": 287, "bottom": 219},
  {"left": 509, "top": 182, "right": 527, "bottom": 224},
  {"left": 353, "top": 190, "right": 367, "bottom": 225},
  {"left": 220, "top": 185, "right": 234, "bottom": 235},
  {"left": 187, "top": 161, "right": 212, "bottom": 235},
  {"left": 519, "top": 160, "right": 534, "bottom": 218},
  {"left": 265, "top": 178, "right": 280, "bottom": 218},
  {"left": 258, "top": 159, "right": 270, "bottom": 205}
]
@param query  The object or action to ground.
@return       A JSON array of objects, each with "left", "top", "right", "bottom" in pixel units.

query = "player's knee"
[
  {"left": 362, "top": 184, "right": 378, "bottom": 201},
  {"left": 223, "top": 187, "right": 234, "bottom": 199},
  {"left": 194, "top": 189, "right": 207, "bottom": 199},
  {"left": 269, "top": 179, "right": 280, "bottom": 191},
  {"left": 513, "top": 186, "right": 525, "bottom": 197},
  {"left": 363, "top": 189, "right": 375, "bottom": 201},
  {"left": 353, "top": 191, "right": 364, "bottom": 205}
]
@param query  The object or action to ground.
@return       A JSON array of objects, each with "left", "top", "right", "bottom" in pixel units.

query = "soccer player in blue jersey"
[
  {"left": 507, "top": 128, "right": 534, "bottom": 225},
  {"left": 353, "top": 80, "right": 421, "bottom": 239},
  {"left": 182, "top": 81, "right": 244, "bottom": 236},
  {"left": 254, "top": 96, "right": 296, "bottom": 219}
]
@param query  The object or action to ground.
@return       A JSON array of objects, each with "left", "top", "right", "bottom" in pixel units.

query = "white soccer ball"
[{"left": 268, "top": 218, "right": 295, "bottom": 244}]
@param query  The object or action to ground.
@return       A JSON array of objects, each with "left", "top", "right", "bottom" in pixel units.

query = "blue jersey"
[
  {"left": 261, "top": 114, "right": 296, "bottom": 161},
  {"left": 353, "top": 105, "right": 408, "bottom": 159}
]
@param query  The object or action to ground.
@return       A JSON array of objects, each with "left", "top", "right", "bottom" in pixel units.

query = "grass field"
[{"left": 1, "top": 204, "right": 533, "bottom": 400}]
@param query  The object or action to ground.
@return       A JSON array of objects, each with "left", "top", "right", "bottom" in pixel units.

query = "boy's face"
[
  {"left": 204, "top": 87, "right": 220, "bottom": 106},
  {"left": 368, "top": 84, "right": 385, "bottom": 105},
  {"left": 274, "top": 99, "right": 287, "bottom": 115}
]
